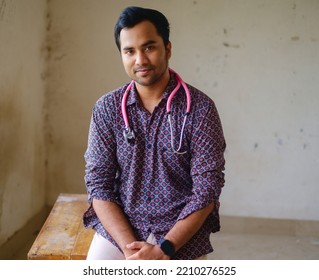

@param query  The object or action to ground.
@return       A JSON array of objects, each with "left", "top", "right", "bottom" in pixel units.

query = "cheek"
[
  {"left": 122, "top": 57, "right": 133, "bottom": 71},
  {"left": 150, "top": 52, "right": 165, "bottom": 66}
]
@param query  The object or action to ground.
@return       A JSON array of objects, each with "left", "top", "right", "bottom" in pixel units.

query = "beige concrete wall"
[
  {"left": 0, "top": 0, "right": 47, "bottom": 246},
  {"left": 46, "top": 0, "right": 319, "bottom": 221},
  {"left": 1, "top": 0, "right": 319, "bottom": 250},
  {"left": 44, "top": 0, "right": 127, "bottom": 203}
]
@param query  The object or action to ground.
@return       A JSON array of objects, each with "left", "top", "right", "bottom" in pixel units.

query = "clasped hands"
[{"left": 124, "top": 241, "right": 170, "bottom": 260}]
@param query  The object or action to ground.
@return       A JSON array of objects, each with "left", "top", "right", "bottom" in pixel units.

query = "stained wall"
[
  {"left": 0, "top": 0, "right": 47, "bottom": 246},
  {"left": 46, "top": 0, "right": 319, "bottom": 220},
  {"left": 1, "top": 0, "right": 318, "bottom": 251}
]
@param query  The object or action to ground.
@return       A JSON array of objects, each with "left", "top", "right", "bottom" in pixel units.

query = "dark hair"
[{"left": 114, "top": 6, "right": 170, "bottom": 51}]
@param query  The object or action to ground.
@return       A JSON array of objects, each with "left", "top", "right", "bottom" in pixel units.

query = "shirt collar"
[
  {"left": 126, "top": 69, "right": 178, "bottom": 106},
  {"left": 126, "top": 83, "right": 139, "bottom": 106}
]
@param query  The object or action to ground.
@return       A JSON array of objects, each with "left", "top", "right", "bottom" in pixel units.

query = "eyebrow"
[
  {"left": 141, "top": 40, "right": 157, "bottom": 47},
  {"left": 122, "top": 40, "right": 157, "bottom": 51}
]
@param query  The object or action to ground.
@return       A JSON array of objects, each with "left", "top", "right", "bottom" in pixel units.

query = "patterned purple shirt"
[{"left": 83, "top": 71, "right": 226, "bottom": 259}]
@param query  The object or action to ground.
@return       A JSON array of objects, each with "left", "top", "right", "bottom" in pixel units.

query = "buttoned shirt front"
[{"left": 83, "top": 72, "right": 226, "bottom": 259}]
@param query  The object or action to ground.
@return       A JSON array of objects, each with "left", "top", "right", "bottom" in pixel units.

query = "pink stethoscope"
[{"left": 121, "top": 68, "right": 191, "bottom": 154}]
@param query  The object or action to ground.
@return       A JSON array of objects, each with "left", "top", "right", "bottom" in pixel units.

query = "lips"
[{"left": 134, "top": 67, "right": 153, "bottom": 75}]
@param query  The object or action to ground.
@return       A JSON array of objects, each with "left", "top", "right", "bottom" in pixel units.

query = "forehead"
[{"left": 119, "top": 20, "right": 163, "bottom": 49}]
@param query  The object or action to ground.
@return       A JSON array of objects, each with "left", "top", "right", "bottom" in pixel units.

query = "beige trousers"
[{"left": 87, "top": 232, "right": 207, "bottom": 260}]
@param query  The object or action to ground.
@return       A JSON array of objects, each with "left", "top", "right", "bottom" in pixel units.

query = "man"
[{"left": 83, "top": 6, "right": 226, "bottom": 260}]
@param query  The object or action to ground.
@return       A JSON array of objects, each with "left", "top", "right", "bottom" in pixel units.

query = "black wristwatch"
[{"left": 159, "top": 238, "right": 175, "bottom": 257}]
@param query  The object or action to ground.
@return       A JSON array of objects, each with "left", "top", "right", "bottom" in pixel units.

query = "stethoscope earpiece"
[{"left": 121, "top": 68, "right": 191, "bottom": 153}]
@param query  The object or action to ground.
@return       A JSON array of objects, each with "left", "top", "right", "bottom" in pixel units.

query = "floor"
[
  {"left": 208, "top": 232, "right": 319, "bottom": 260},
  {"left": 13, "top": 231, "right": 319, "bottom": 260}
]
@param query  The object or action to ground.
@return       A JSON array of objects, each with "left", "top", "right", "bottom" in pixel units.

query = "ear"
[{"left": 166, "top": 41, "right": 172, "bottom": 59}]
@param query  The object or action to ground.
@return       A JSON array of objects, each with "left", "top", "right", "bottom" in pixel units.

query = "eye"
[
  {"left": 123, "top": 48, "right": 134, "bottom": 56},
  {"left": 145, "top": 45, "right": 155, "bottom": 52}
]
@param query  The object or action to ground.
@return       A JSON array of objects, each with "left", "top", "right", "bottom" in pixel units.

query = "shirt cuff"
[
  {"left": 177, "top": 196, "right": 212, "bottom": 221},
  {"left": 87, "top": 186, "right": 121, "bottom": 206}
]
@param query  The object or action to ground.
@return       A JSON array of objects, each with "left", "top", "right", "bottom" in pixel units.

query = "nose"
[{"left": 135, "top": 51, "right": 149, "bottom": 65}]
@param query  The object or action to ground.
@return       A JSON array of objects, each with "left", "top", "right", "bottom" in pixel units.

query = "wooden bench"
[{"left": 28, "top": 193, "right": 94, "bottom": 260}]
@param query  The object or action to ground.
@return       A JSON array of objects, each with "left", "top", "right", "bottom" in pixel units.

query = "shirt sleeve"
[
  {"left": 177, "top": 100, "right": 226, "bottom": 221},
  {"left": 84, "top": 97, "right": 120, "bottom": 205}
]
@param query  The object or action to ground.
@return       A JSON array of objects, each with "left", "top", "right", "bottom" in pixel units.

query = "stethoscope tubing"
[
  {"left": 121, "top": 68, "right": 191, "bottom": 154},
  {"left": 166, "top": 68, "right": 191, "bottom": 114},
  {"left": 121, "top": 79, "right": 135, "bottom": 131}
]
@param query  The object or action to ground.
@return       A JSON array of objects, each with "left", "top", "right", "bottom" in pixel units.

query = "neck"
[{"left": 135, "top": 70, "right": 170, "bottom": 113}]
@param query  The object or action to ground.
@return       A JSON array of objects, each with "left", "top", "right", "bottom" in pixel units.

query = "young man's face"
[{"left": 119, "top": 20, "right": 171, "bottom": 88}]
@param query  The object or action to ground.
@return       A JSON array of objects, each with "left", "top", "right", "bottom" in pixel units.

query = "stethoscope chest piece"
[{"left": 123, "top": 127, "right": 135, "bottom": 144}]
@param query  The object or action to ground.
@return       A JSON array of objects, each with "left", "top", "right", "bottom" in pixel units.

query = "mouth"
[{"left": 134, "top": 67, "right": 153, "bottom": 75}]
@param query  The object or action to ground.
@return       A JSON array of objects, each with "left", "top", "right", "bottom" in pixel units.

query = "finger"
[
  {"left": 126, "top": 252, "right": 139, "bottom": 260},
  {"left": 126, "top": 241, "right": 145, "bottom": 250}
]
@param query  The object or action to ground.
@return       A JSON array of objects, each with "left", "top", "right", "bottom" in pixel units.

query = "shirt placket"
[{"left": 141, "top": 104, "right": 164, "bottom": 232}]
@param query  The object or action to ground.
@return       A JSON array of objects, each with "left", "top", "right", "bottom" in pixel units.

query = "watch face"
[{"left": 160, "top": 239, "right": 175, "bottom": 257}]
